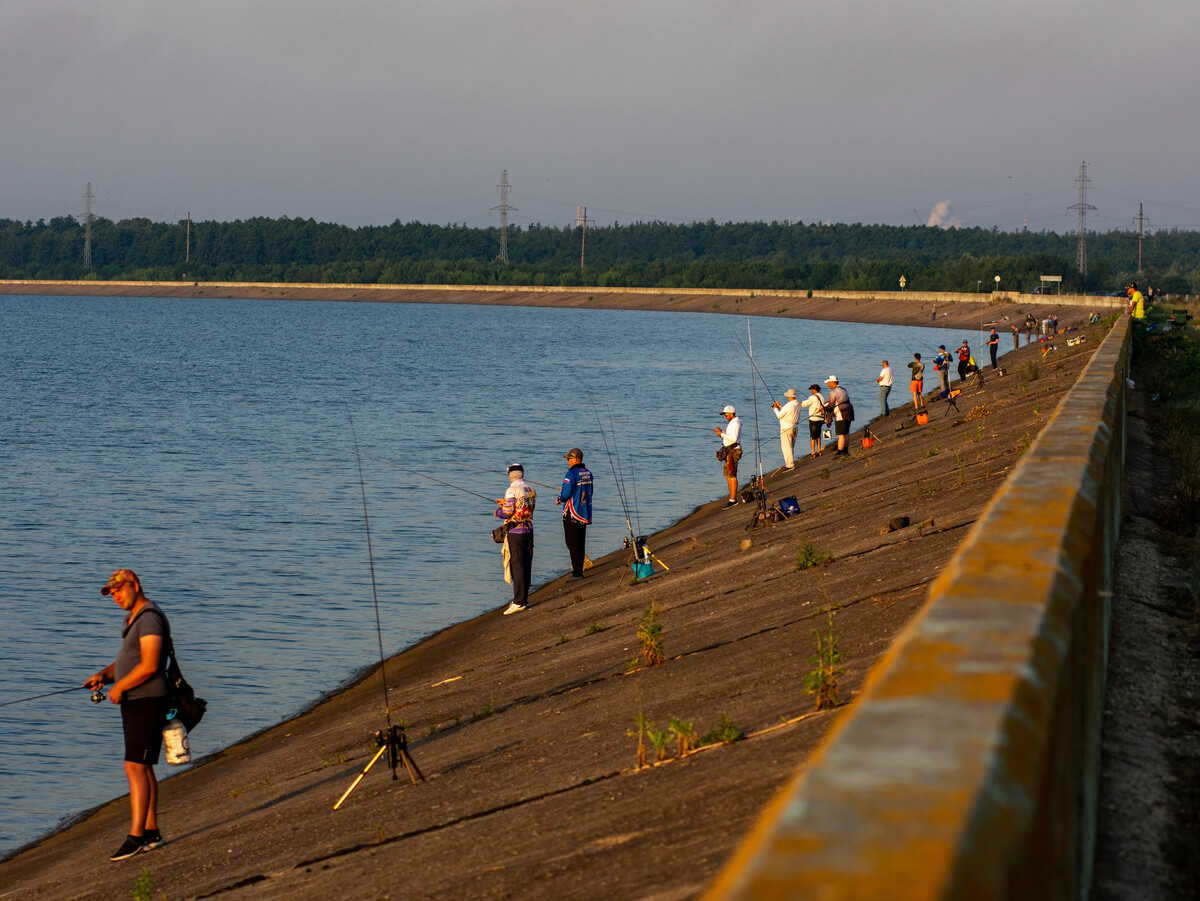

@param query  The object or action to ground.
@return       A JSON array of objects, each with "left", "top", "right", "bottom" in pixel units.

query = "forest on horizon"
[{"left": 2, "top": 215, "right": 1197, "bottom": 295}]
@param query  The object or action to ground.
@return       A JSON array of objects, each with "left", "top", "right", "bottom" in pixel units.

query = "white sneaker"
[{"left": 503, "top": 602, "right": 527, "bottom": 615}]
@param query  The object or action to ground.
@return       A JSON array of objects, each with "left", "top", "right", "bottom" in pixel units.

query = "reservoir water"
[{"left": 0, "top": 293, "right": 986, "bottom": 854}]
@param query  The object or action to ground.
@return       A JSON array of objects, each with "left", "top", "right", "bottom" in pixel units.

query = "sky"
[{"left": 3, "top": 0, "right": 1198, "bottom": 233}]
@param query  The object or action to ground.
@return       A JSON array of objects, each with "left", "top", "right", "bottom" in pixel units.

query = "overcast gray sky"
[{"left": 4, "top": 0, "right": 1197, "bottom": 232}]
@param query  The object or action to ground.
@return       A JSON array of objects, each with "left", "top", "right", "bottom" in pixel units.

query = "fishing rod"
[
  {"left": 728, "top": 319, "right": 779, "bottom": 406},
  {"left": 334, "top": 410, "right": 423, "bottom": 810},
  {"left": 747, "top": 319, "right": 763, "bottom": 481},
  {"left": 439, "top": 460, "right": 559, "bottom": 492},
  {"left": 0, "top": 685, "right": 95, "bottom": 708},
  {"left": 586, "top": 389, "right": 636, "bottom": 546}
]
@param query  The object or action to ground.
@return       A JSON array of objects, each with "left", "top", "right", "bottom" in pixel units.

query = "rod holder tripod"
[
  {"left": 743, "top": 475, "right": 787, "bottom": 530},
  {"left": 333, "top": 723, "right": 425, "bottom": 810}
]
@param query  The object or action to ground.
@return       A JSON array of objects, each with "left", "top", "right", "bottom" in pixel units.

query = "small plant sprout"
[
  {"left": 133, "top": 867, "right": 154, "bottom": 901},
  {"left": 375, "top": 820, "right": 385, "bottom": 842},
  {"left": 668, "top": 717, "right": 697, "bottom": 758},
  {"left": 698, "top": 712, "right": 745, "bottom": 746},
  {"left": 558, "top": 633, "right": 570, "bottom": 645},
  {"left": 585, "top": 621, "right": 609, "bottom": 635},
  {"left": 796, "top": 538, "right": 834, "bottom": 571},
  {"left": 1016, "top": 432, "right": 1033, "bottom": 455},
  {"left": 648, "top": 727, "right": 671, "bottom": 762},
  {"left": 630, "top": 708, "right": 652, "bottom": 768},
  {"left": 804, "top": 612, "right": 845, "bottom": 711},
  {"left": 638, "top": 603, "right": 666, "bottom": 666}
]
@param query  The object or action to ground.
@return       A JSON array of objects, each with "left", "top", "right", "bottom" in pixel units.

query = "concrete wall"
[
  {"left": 707, "top": 317, "right": 1131, "bottom": 900},
  {"left": 0, "top": 278, "right": 1124, "bottom": 310}
]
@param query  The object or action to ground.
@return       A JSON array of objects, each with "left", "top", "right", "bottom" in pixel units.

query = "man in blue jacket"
[{"left": 556, "top": 448, "right": 593, "bottom": 581}]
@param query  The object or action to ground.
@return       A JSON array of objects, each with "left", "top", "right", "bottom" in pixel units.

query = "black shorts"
[
  {"left": 121, "top": 696, "right": 170, "bottom": 765},
  {"left": 834, "top": 419, "right": 850, "bottom": 436},
  {"left": 808, "top": 420, "right": 823, "bottom": 440}
]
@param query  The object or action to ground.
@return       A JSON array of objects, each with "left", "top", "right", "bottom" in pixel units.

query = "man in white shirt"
[
  {"left": 801, "top": 384, "right": 827, "bottom": 458},
  {"left": 714, "top": 405, "right": 742, "bottom": 508},
  {"left": 875, "top": 360, "right": 894, "bottom": 417},
  {"left": 771, "top": 388, "right": 801, "bottom": 470}
]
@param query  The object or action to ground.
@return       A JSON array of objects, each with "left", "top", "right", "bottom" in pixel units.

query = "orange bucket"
[
  {"left": 861, "top": 435, "right": 875, "bottom": 449},
  {"left": 916, "top": 411, "right": 929, "bottom": 425}
]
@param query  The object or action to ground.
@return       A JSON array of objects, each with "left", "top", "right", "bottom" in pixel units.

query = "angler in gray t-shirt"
[{"left": 83, "top": 569, "right": 173, "bottom": 861}]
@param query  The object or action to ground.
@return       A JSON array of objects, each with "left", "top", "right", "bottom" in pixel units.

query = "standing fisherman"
[
  {"left": 933, "top": 345, "right": 952, "bottom": 399},
  {"left": 495, "top": 464, "right": 536, "bottom": 614},
  {"left": 823, "top": 376, "right": 854, "bottom": 458},
  {"left": 714, "top": 405, "right": 742, "bottom": 508},
  {"left": 770, "top": 389, "right": 801, "bottom": 470},
  {"left": 987, "top": 328, "right": 1001, "bottom": 369},
  {"left": 556, "top": 448, "right": 593, "bottom": 581},
  {"left": 83, "top": 569, "right": 171, "bottom": 861}
]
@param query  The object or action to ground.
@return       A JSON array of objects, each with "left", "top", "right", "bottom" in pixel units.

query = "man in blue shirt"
[{"left": 557, "top": 448, "right": 593, "bottom": 581}]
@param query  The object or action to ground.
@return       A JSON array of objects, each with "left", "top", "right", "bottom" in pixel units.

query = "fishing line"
[
  {"left": 371, "top": 457, "right": 497, "bottom": 503},
  {"left": 0, "top": 686, "right": 87, "bottom": 708},
  {"left": 347, "top": 409, "right": 393, "bottom": 729},
  {"left": 585, "top": 389, "right": 636, "bottom": 545},
  {"left": 439, "top": 460, "right": 558, "bottom": 492}
]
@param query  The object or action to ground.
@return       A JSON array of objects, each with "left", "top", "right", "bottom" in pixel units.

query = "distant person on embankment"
[
  {"left": 987, "top": 328, "right": 1000, "bottom": 369},
  {"left": 823, "top": 376, "right": 854, "bottom": 458},
  {"left": 83, "top": 569, "right": 171, "bottom": 862},
  {"left": 771, "top": 388, "right": 800, "bottom": 470},
  {"left": 907, "top": 353, "right": 925, "bottom": 410},
  {"left": 495, "top": 464, "right": 536, "bottom": 614},
  {"left": 715, "top": 405, "right": 743, "bottom": 508},
  {"left": 556, "top": 448, "right": 592, "bottom": 581},
  {"left": 957, "top": 341, "right": 972, "bottom": 383},
  {"left": 933, "top": 345, "right": 952, "bottom": 398},
  {"left": 1127, "top": 282, "right": 1146, "bottom": 320},
  {"left": 875, "top": 361, "right": 893, "bottom": 417},
  {"left": 1025, "top": 313, "right": 1038, "bottom": 345},
  {"left": 801, "top": 384, "right": 826, "bottom": 458}
]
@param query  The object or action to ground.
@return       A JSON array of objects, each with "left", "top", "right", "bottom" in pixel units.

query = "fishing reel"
[{"left": 90, "top": 689, "right": 107, "bottom": 704}]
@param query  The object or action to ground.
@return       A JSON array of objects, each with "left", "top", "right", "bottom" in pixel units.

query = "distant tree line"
[{"left": 1, "top": 215, "right": 1197, "bottom": 295}]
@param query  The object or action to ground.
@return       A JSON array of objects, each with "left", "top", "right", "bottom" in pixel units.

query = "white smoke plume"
[{"left": 926, "top": 201, "right": 962, "bottom": 228}]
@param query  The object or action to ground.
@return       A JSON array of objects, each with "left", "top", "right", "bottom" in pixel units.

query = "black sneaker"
[
  {"left": 109, "top": 835, "right": 146, "bottom": 861},
  {"left": 143, "top": 829, "right": 164, "bottom": 849}
]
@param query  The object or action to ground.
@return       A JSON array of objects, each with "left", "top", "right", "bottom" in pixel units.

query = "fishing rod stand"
[
  {"left": 333, "top": 723, "right": 425, "bottom": 810},
  {"left": 742, "top": 475, "right": 787, "bottom": 530}
]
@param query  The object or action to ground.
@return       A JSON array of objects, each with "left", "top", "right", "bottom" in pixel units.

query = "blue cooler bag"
[{"left": 778, "top": 496, "right": 800, "bottom": 518}]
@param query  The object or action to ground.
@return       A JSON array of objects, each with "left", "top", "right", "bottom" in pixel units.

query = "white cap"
[
  {"left": 825, "top": 375, "right": 838, "bottom": 384},
  {"left": 722, "top": 405, "right": 736, "bottom": 414},
  {"left": 784, "top": 388, "right": 797, "bottom": 398}
]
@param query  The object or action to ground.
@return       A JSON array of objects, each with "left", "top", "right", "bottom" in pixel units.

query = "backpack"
[{"left": 139, "top": 607, "right": 208, "bottom": 733}]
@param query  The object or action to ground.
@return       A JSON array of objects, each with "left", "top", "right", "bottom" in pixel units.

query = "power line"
[
  {"left": 1067, "top": 162, "right": 1096, "bottom": 276},
  {"left": 490, "top": 170, "right": 516, "bottom": 264}
]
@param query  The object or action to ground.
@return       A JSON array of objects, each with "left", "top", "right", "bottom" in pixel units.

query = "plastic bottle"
[{"left": 163, "top": 715, "right": 191, "bottom": 765}]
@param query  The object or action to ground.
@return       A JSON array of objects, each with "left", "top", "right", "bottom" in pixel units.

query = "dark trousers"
[
  {"left": 562, "top": 517, "right": 587, "bottom": 577},
  {"left": 508, "top": 531, "right": 533, "bottom": 608},
  {"left": 989, "top": 345, "right": 998, "bottom": 369}
]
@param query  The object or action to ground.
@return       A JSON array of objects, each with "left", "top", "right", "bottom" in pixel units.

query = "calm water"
[{"left": 0, "top": 294, "right": 983, "bottom": 854}]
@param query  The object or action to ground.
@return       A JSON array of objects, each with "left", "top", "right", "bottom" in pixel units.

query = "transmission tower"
[
  {"left": 1067, "top": 161, "right": 1096, "bottom": 277},
  {"left": 82, "top": 182, "right": 95, "bottom": 270},
  {"left": 490, "top": 170, "right": 517, "bottom": 264}
]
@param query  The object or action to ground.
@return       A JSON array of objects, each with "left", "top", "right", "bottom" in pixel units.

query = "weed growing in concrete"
[
  {"left": 472, "top": 698, "right": 495, "bottom": 721},
  {"left": 922, "top": 443, "right": 943, "bottom": 458},
  {"left": 796, "top": 538, "right": 834, "bottom": 570},
  {"left": 261, "top": 771, "right": 273, "bottom": 786},
  {"left": 375, "top": 820, "right": 385, "bottom": 842},
  {"left": 819, "top": 466, "right": 831, "bottom": 480},
  {"left": 626, "top": 656, "right": 640, "bottom": 672},
  {"left": 638, "top": 603, "right": 666, "bottom": 666},
  {"left": 669, "top": 717, "right": 697, "bottom": 758},
  {"left": 558, "top": 633, "right": 570, "bottom": 645},
  {"left": 698, "top": 713, "right": 745, "bottom": 746},
  {"left": 1019, "top": 361, "right": 1040, "bottom": 393},
  {"left": 804, "top": 612, "right": 845, "bottom": 711},
  {"left": 229, "top": 788, "right": 242, "bottom": 798},
  {"left": 585, "top": 621, "right": 609, "bottom": 635},
  {"left": 425, "top": 723, "right": 439, "bottom": 738},
  {"left": 133, "top": 866, "right": 154, "bottom": 901},
  {"left": 648, "top": 727, "right": 671, "bottom": 762},
  {"left": 1016, "top": 432, "right": 1033, "bottom": 455},
  {"left": 1033, "top": 402, "right": 1041, "bottom": 421},
  {"left": 321, "top": 752, "right": 346, "bottom": 768},
  {"left": 631, "top": 708, "right": 651, "bottom": 768}
]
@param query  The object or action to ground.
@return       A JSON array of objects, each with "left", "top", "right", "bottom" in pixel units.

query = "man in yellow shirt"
[{"left": 1127, "top": 282, "right": 1145, "bottom": 320}]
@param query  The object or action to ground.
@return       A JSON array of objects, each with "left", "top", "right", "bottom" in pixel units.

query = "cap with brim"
[
  {"left": 825, "top": 375, "right": 838, "bottom": 384},
  {"left": 784, "top": 389, "right": 797, "bottom": 398},
  {"left": 101, "top": 568, "right": 139, "bottom": 595},
  {"left": 722, "top": 405, "right": 736, "bottom": 414},
  {"left": 563, "top": 448, "right": 583, "bottom": 460},
  {"left": 507, "top": 463, "right": 524, "bottom": 473}
]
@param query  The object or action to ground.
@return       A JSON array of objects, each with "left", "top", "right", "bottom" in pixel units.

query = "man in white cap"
[
  {"left": 771, "top": 389, "right": 800, "bottom": 470},
  {"left": 494, "top": 463, "right": 537, "bottom": 614},
  {"left": 823, "top": 376, "right": 854, "bottom": 458},
  {"left": 714, "top": 405, "right": 742, "bottom": 507}
]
